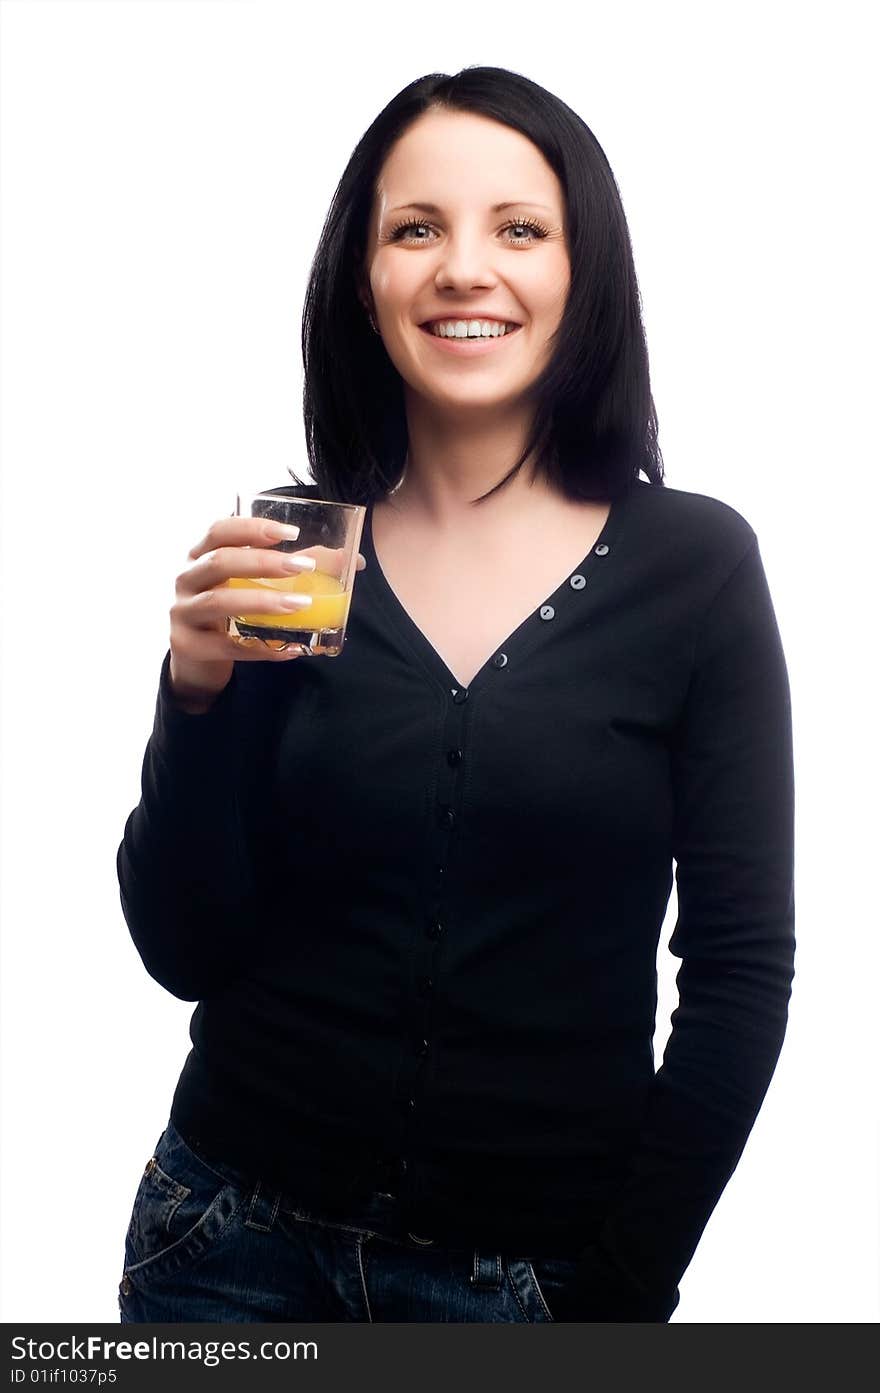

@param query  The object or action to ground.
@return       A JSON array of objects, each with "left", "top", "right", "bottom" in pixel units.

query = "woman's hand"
[{"left": 169, "top": 514, "right": 366, "bottom": 712}]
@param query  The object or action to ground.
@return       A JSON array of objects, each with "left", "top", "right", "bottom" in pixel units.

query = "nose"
[{"left": 434, "top": 228, "right": 498, "bottom": 293}]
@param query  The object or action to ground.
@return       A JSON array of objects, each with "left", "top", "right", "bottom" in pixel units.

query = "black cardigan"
[{"left": 117, "top": 478, "right": 795, "bottom": 1320}]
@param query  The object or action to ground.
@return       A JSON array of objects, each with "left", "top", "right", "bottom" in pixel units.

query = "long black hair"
[{"left": 297, "top": 65, "right": 664, "bottom": 506}]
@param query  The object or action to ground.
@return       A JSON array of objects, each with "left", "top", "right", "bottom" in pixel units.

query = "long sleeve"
[
  {"left": 117, "top": 649, "right": 277, "bottom": 1001},
  {"left": 567, "top": 534, "right": 796, "bottom": 1320}
]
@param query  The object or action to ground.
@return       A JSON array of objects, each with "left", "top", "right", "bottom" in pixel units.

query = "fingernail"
[
  {"left": 279, "top": 594, "right": 313, "bottom": 608},
  {"left": 281, "top": 554, "right": 316, "bottom": 571},
  {"left": 268, "top": 522, "right": 301, "bottom": 539}
]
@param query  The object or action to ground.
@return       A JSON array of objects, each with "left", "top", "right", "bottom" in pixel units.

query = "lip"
[{"left": 418, "top": 324, "right": 522, "bottom": 355}]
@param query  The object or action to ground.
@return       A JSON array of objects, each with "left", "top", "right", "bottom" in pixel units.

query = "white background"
[{"left": 1, "top": 0, "right": 877, "bottom": 1323}]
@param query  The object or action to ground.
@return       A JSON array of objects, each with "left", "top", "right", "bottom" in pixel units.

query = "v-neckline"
[{"left": 361, "top": 487, "right": 632, "bottom": 695}]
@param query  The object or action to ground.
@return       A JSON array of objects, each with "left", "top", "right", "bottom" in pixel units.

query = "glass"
[{"left": 226, "top": 490, "right": 366, "bottom": 657}]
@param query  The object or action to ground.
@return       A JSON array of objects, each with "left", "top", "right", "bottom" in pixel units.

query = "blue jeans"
[{"left": 118, "top": 1118, "right": 583, "bottom": 1323}]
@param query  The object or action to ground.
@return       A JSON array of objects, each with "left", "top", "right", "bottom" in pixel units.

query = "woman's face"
[{"left": 360, "top": 109, "right": 569, "bottom": 418}]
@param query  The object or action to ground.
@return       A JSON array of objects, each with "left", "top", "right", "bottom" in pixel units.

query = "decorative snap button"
[
  {"left": 539, "top": 605, "right": 555, "bottom": 621},
  {"left": 427, "top": 920, "right": 444, "bottom": 940},
  {"left": 120, "top": 1275, "right": 133, "bottom": 1296},
  {"left": 492, "top": 652, "right": 508, "bottom": 668},
  {"left": 569, "top": 574, "right": 586, "bottom": 589},
  {"left": 595, "top": 543, "right": 610, "bottom": 556},
  {"left": 446, "top": 749, "right": 463, "bottom": 766},
  {"left": 452, "top": 687, "right": 469, "bottom": 704},
  {"left": 437, "top": 806, "right": 455, "bottom": 828}
]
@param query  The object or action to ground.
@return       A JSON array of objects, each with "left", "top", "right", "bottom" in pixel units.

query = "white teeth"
[{"left": 429, "top": 319, "right": 516, "bottom": 338}]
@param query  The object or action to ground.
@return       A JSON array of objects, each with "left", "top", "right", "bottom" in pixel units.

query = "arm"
[
  {"left": 570, "top": 535, "right": 796, "bottom": 1320},
  {"left": 116, "top": 649, "right": 276, "bottom": 1001}
]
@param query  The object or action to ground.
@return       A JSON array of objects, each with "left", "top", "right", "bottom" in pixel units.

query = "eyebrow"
[{"left": 388, "top": 200, "right": 555, "bottom": 215}]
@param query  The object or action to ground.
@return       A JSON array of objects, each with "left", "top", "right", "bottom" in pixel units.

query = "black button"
[
  {"left": 447, "top": 748, "right": 463, "bottom": 766},
  {"left": 416, "top": 1038, "right": 430, "bottom": 1056},
  {"left": 407, "top": 1098, "right": 416, "bottom": 1112},
  {"left": 437, "top": 806, "right": 455, "bottom": 828},
  {"left": 595, "top": 543, "right": 610, "bottom": 556},
  {"left": 417, "top": 975, "right": 433, "bottom": 996},
  {"left": 452, "top": 687, "right": 469, "bottom": 704},
  {"left": 492, "top": 652, "right": 508, "bottom": 668},
  {"left": 427, "top": 920, "right": 444, "bottom": 940}
]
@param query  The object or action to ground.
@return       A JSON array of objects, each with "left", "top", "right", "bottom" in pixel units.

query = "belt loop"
[
  {"left": 469, "top": 1249, "right": 503, "bottom": 1288},
  {"left": 244, "top": 1179, "right": 281, "bottom": 1233}
]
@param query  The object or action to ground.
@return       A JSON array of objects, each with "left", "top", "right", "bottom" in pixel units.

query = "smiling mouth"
[{"left": 418, "top": 324, "right": 522, "bottom": 339}]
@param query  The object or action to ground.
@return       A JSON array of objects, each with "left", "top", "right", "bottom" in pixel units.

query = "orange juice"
[{"left": 227, "top": 569, "right": 349, "bottom": 632}]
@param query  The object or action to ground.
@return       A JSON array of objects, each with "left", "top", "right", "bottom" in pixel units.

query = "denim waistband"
[
  {"left": 169, "top": 1094, "right": 607, "bottom": 1256},
  {"left": 170, "top": 1116, "right": 470, "bottom": 1251},
  {"left": 276, "top": 1180, "right": 445, "bottom": 1250}
]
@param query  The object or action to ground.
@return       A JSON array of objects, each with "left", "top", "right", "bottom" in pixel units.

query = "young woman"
[{"left": 117, "top": 65, "right": 795, "bottom": 1323}]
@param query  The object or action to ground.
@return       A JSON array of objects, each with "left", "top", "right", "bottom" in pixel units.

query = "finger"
[
  {"left": 179, "top": 545, "right": 318, "bottom": 594},
  {"left": 181, "top": 544, "right": 366, "bottom": 594},
  {"left": 187, "top": 515, "right": 301, "bottom": 563},
  {"left": 184, "top": 586, "right": 315, "bottom": 622}
]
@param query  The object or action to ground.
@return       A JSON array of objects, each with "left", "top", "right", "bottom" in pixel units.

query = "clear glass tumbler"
[{"left": 226, "top": 490, "right": 366, "bottom": 656}]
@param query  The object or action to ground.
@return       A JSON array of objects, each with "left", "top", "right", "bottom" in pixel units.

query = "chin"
[{"left": 414, "top": 378, "right": 517, "bottom": 406}]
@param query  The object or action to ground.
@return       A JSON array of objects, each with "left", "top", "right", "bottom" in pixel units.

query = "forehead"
[{"left": 375, "top": 109, "right": 562, "bottom": 208}]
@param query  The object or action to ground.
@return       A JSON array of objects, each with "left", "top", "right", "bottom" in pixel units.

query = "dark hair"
[{"left": 297, "top": 65, "right": 664, "bottom": 506}]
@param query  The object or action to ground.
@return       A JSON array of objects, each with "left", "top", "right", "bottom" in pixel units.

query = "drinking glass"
[{"left": 226, "top": 490, "right": 366, "bottom": 656}]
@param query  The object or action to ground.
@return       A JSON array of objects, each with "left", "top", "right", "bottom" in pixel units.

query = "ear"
[
  {"left": 352, "top": 246, "right": 373, "bottom": 317},
  {"left": 356, "top": 277, "right": 374, "bottom": 319}
]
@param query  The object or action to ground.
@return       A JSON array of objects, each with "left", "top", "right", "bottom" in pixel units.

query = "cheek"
[
  {"left": 543, "top": 282, "right": 570, "bottom": 321},
  {"left": 523, "top": 256, "right": 569, "bottom": 318},
  {"left": 372, "top": 263, "right": 395, "bottom": 299},
  {"left": 371, "top": 255, "right": 421, "bottom": 308}
]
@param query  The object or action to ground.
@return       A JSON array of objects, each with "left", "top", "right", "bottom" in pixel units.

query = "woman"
[{"left": 117, "top": 66, "right": 795, "bottom": 1323}]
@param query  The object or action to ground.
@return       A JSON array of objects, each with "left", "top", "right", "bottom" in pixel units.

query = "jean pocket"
[
  {"left": 527, "top": 1255, "right": 583, "bottom": 1323},
  {"left": 504, "top": 1256, "right": 575, "bottom": 1323},
  {"left": 123, "top": 1121, "right": 249, "bottom": 1287}
]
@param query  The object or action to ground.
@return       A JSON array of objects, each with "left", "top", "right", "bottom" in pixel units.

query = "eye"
[
  {"left": 504, "top": 218, "right": 550, "bottom": 242},
  {"left": 388, "top": 220, "right": 434, "bottom": 242},
  {"left": 386, "top": 217, "right": 550, "bottom": 246}
]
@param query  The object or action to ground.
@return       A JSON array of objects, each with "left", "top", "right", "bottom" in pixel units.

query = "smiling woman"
[
  {"left": 299, "top": 67, "right": 663, "bottom": 511},
  {"left": 357, "top": 109, "right": 570, "bottom": 425},
  {"left": 117, "top": 64, "right": 795, "bottom": 1327}
]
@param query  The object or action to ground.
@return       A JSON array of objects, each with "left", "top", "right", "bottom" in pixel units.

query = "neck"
[{"left": 387, "top": 397, "right": 550, "bottom": 530}]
